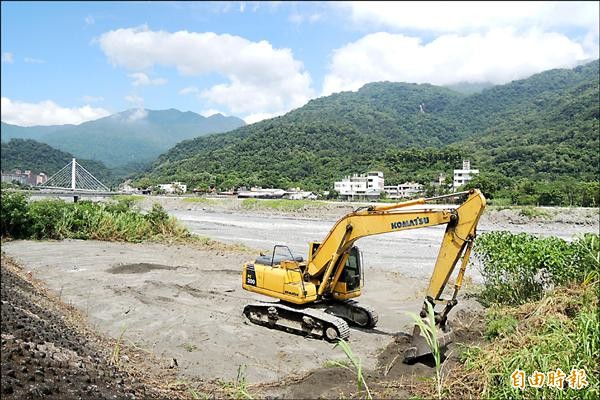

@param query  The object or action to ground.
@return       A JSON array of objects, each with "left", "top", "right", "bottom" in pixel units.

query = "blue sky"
[{"left": 1, "top": 1, "right": 598, "bottom": 126}]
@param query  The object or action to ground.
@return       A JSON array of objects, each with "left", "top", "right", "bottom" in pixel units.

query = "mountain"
[
  {"left": 1, "top": 138, "right": 114, "bottom": 185},
  {"left": 1, "top": 109, "right": 245, "bottom": 167},
  {"left": 444, "top": 82, "right": 494, "bottom": 95},
  {"left": 140, "top": 60, "right": 599, "bottom": 195}
]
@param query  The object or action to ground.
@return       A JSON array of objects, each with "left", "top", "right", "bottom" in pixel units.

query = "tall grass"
[
  {"left": 1, "top": 191, "right": 190, "bottom": 242},
  {"left": 181, "top": 197, "right": 218, "bottom": 205},
  {"left": 457, "top": 285, "right": 598, "bottom": 399},
  {"left": 241, "top": 198, "right": 324, "bottom": 211},
  {"left": 406, "top": 302, "right": 443, "bottom": 399},
  {"left": 447, "top": 231, "right": 600, "bottom": 399},
  {"left": 330, "top": 339, "right": 372, "bottom": 399}
]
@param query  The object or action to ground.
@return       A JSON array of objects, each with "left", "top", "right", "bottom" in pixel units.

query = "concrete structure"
[
  {"left": 453, "top": 160, "right": 479, "bottom": 189},
  {"left": 334, "top": 171, "right": 384, "bottom": 200},
  {"left": 237, "top": 187, "right": 285, "bottom": 199},
  {"left": 383, "top": 182, "right": 424, "bottom": 199},
  {"left": 157, "top": 182, "right": 187, "bottom": 194},
  {"left": 283, "top": 190, "right": 318, "bottom": 200}
]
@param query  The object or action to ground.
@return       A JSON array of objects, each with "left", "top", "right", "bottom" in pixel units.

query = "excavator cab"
[{"left": 334, "top": 246, "right": 362, "bottom": 294}]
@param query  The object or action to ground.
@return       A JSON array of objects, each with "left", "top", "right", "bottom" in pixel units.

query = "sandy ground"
[
  {"left": 2, "top": 239, "right": 452, "bottom": 385},
  {"left": 2, "top": 197, "right": 597, "bottom": 391}
]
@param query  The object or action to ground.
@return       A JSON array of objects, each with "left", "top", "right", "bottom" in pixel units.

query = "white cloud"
[
  {"left": 124, "top": 94, "right": 144, "bottom": 104},
  {"left": 85, "top": 15, "right": 95, "bottom": 25},
  {"left": 98, "top": 26, "right": 314, "bottom": 116},
  {"left": 128, "top": 72, "right": 167, "bottom": 86},
  {"left": 239, "top": 2, "right": 245, "bottom": 13},
  {"left": 24, "top": 57, "right": 45, "bottom": 64},
  {"left": 289, "top": 12, "right": 322, "bottom": 25},
  {"left": 126, "top": 108, "right": 148, "bottom": 122},
  {"left": 81, "top": 95, "right": 104, "bottom": 103},
  {"left": 2, "top": 52, "right": 14, "bottom": 63},
  {"left": 200, "top": 108, "right": 226, "bottom": 117},
  {"left": 322, "top": 28, "right": 594, "bottom": 95},
  {"left": 179, "top": 86, "right": 199, "bottom": 95},
  {"left": 243, "top": 111, "right": 283, "bottom": 124},
  {"left": 339, "top": 2, "right": 599, "bottom": 33},
  {"left": 1, "top": 97, "right": 110, "bottom": 127}
]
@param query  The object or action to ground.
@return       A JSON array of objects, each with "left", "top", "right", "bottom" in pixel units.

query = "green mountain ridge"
[
  {"left": 1, "top": 138, "right": 114, "bottom": 185},
  {"left": 141, "top": 60, "right": 599, "bottom": 196},
  {"left": 1, "top": 109, "right": 245, "bottom": 167}
]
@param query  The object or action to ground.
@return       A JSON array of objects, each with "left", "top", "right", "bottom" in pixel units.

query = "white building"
[
  {"left": 334, "top": 171, "right": 384, "bottom": 200},
  {"left": 383, "top": 182, "right": 424, "bottom": 199},
  {"left": 237, "top": 187, "right": 285, "bottom": 199},
  {"left": 453, "top": 160, "right": 479, "bottom": 189},
  {"left": 158, "top": 182, "right": 187, "bottom": 194}
]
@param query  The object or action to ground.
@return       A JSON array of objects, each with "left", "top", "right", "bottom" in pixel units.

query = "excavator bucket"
[{"left": 403, "top": 324, "right": 454, "bottom": 363}]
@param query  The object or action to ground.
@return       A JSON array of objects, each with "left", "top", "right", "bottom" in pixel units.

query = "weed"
[
  {"left": 330, "top": 339, "right": 372, "bottom": 399},
  {"left": 241, "top": 198, "right": 325, "bottom": 211},
  {"left": 518, "top": 206, "right": 552, "bottom": 219},
  {"left": 0, "top": 191, "right": 191, "bottom": 242},
  {"left": 110, "top": 326, "right": 127, "bottom": 366},
  {"left": 182, "top": 197, "right": 218, "bottom": 205},
  {"left": 484, "top": 309, "right": 517, "bottom": 340},
  {"left": 474, "top": 231, "right": 599, "bottom": 305},
  {"left": 454, "top": 284, "right": 599, "bottom": 399},
  {"left": 112, "top": 195, "right": 144, "bottom": 203},
  {"left": 216, "top": 366, "right": 253, "bottom": 399},
  {"left": 180, "top": 343, "right": 198, "bottom": 352},
  {"left": 406, "top": 302, "right": 443, "bottom": 400}
]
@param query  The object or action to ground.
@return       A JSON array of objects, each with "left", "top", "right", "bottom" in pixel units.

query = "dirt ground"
[
  {"left": 2, "top": 240, "right": 460, "bottom": 384},
  {"left": 3, "top": 198, "right": 596, "bottom": 398}
]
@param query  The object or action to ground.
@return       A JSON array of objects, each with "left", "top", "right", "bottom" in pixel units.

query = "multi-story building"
[
  {"left": 157, "top": 182, "right": 187, "bottom": 194},
  {"left": 453, "top": 160, "right": 479, "bottom": 189},
  {"left": 1, "top": 169, "right": 48, "bottom": 186},
  {"left": 383, "top": 182, "right": 424, "bottom": 199},
  {"left": 334, "top": 171, "right": 384, "bottom": 200}
]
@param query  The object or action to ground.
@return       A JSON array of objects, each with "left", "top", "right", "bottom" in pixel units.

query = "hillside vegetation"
[
  {"left": 140, "top": 60, "right": 599, "bottom": 206},
  {"left": 1, "top": 138, "right": 115, "bottom": 185}
]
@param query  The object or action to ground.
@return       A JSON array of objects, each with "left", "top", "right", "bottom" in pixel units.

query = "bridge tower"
[{"left": 38, "top": 158, "right": 109, "bottom": 192}]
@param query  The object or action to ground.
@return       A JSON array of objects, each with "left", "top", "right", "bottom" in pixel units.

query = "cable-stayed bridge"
[{"left": 37, "top": 158, "right": 112, "bottom": 195}]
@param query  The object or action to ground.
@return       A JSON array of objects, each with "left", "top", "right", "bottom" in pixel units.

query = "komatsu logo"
[{"left": 391, "top": 217, "right": 429, "bottom": 230}]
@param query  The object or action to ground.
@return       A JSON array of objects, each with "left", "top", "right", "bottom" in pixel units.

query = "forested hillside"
[
  {"left": 1, "top": 139, "right": 114, "bottom": 185},
  {"left": 139, "top": 60, "right": 599, "bottom": 205}
]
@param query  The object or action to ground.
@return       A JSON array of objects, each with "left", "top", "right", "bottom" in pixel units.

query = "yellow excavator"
[{"left": 242, "top": 189, "right": 486, "bottom": 361}]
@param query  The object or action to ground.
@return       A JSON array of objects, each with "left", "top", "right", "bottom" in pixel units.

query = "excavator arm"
[
  {"left": 307, "top": 190, "right": 486, "bottom": 300},
  {"left": 306, "top": 189, "right": 486, "bottom": 360}
]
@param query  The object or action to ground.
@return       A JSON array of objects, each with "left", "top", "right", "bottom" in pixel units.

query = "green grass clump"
[
  {"left": 474, "top": 231, "right": 599, "bottom": 305},
  {"left": 1, "top": 190, "right": 189, "bottom": 242},
  {"left": 241, "top": 198, "right": 324, "bottom": 211},
  {"left": 181, "top": 197, "right": 218, "bottom": 205},
  {"left": 112, "top": 194, "right": 144, "bottom": 203},
  {"left": 456, "top": 284, "right": 598, "bottom": 399},
  {"left": 519, "top": 206, "right": 553, "bottom": 219}
]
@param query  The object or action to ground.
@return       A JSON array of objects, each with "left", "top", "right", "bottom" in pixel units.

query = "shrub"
[
  {"left": 1, "top": 191, "right": 31, "bottom": 238},
  {"left": 474, "top": 232, "right": 599, "bottom": 305},
  {"left": 0, "top": 190, "right": 190, "bottom": 243}
]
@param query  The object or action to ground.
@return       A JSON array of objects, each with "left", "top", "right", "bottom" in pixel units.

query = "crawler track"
[{"left": 243, "top": 302, "right": 350, "bottom": 341}]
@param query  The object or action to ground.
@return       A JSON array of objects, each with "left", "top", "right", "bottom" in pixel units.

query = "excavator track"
[
  {"left": 243, "top": 302, "right": 350, "bottom": 342},
  {"left": 324, "top": 300, "right": 379, "bottom": 329}
]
